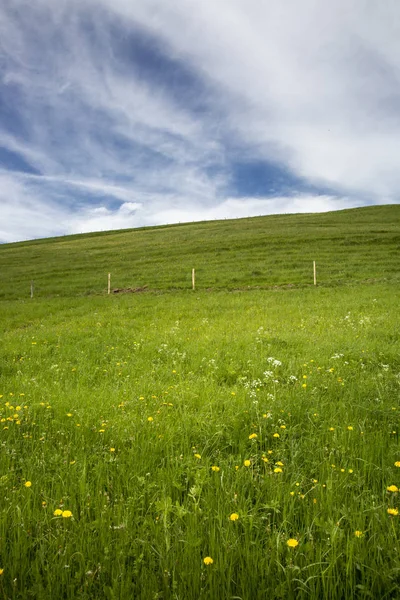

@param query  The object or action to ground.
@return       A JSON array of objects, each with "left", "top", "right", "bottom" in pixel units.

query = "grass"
[
  {"left": 0, "top": 204, "right": 399, "bottom": 300},
  {"left": 0, "top": 206, "right": 400, "bottom": 598}
]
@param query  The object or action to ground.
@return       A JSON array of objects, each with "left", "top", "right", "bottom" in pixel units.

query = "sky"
[{"left": 1, "top": 0, "right": 400, "bottom": 243}]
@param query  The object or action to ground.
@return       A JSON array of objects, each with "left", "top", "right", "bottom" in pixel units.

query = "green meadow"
[
  {"left": 1, "top": 204, "right": 399, "bottom": 300},
  {"left": 0, "top": 205, "right": 400, "bottom": 598}
]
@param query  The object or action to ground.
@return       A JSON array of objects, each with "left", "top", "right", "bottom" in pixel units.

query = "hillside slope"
[{"left": 1, "top": 204, "right": 399, "bottom": 300}]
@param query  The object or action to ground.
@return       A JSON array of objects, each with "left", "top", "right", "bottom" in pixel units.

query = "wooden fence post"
[
  {"left": 313, "top": 261, "right": 317, "bottom": 286},
  {"left": 30, "top": 281, "right": 34, "bottom": 299},
  {"left": 108, "top": 273, "right": 111, "bottom": 295},
  {"left": 192, "top": 268, "right": 195, "bottom": 291}
]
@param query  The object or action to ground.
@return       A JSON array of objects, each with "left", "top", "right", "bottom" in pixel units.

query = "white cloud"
[
  {"left": 0, "top": 167, "right": 355, "bottom": 242},
  {"left": 136, "top": 194, "right": 360, "bottom": 227},
  {"left": 100, "top": 0, "right": 400, "bottom": 195},
  {"left": 0, "top": 0, "right": 399, "bottom": 242},
  {"left": 0, "top": 172, "right": 69, "bottom": 243}
]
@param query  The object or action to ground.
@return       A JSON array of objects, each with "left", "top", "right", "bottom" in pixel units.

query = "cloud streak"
[{"left": 0, "top": 0, "right": 399, "bottom": 242}]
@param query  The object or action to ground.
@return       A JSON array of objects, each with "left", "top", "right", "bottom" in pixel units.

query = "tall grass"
[{"left": 1, "top": 282, "right": 399, "bottom": 598}]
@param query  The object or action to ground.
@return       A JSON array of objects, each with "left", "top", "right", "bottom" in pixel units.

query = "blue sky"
[{"left": 1, "top": 0, "right": 399, "bottom": 242}]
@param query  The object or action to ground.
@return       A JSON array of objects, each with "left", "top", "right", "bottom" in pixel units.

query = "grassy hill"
[
  {"left": 1, "top": 204, "right": 399, "bottom": 300},
  {"left": 1, "top": 205, "right": 400, "bottom": 598}
]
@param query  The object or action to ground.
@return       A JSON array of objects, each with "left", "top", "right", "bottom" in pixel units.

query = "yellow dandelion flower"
[
  {"left": 0, "top": 568, "right": 3, "bottom": 575},
  {"left": 147, "top": 417, "right": 153, "bottom": 422},
  {"left": 62, "top": 510, "right": 73, "bottom": 518},
  {"left": 287, "top": 538, "right": 299, "bottom": 548},
  {"left": 387, "top": 508, "right": 399, "bottom": 516},
  {"left": 98, "top": 429, "right": 105, "bottom": 433},
  {"left": 243, "top": 459, "right": 251, "bottom": 467},
  {"left": 229, "top": 513, "right": 239, "bottom": 521},
  {"left": 248, "top": 433, "right": 257, "bottom": 440},
  {"left": 302, "top": 384, "right": 307, "bottom": 388},
  {"left": 276, "top": 461, "right": 284, "bottom": 466},
  {"left": 203, "top": 556, "right": 213, "bottom": 565},
  {"left": 329, "top": 427, "right": 335, "bottom": 431},
  {"left": 347, "top": 426, "right": 353, "bottom": 431},
  {"left": 387, "top": 485, "right": 399, "bottom": 493},
  {"left": 273, "top": 433, "right": 280, "bottom": 438},
  {"left": 274, "top": 467, "right": 283, "bottom": 473},
  {"left": 211, "top": 466, "right": 220, "bottom": 472},
  {"left": 54, "top": 509, "right": 63, "bottom": 516},
  {"left": 267, "top": 450, "right": 273, "bottom": 454},
  {"left": 110, "top": 448, "right": 115, "bottom": 452},
  {"left": 354, "top": 530, "right": 363, "bottom": 538},
  {"left": 66, "top": 413, "right": 73, "bottom": 417},
  {"left": 262, "top": 456, "right": 269, "bottom": 463},
  {"left": 24, "top": 481, "right": 32, "bottom": 488},
  {"left": 394, "top": 462, "right": 400, "bottom": 468},
  {"left": 194, "top": 453, "right": 201, "bottom": 459},
  {"left": 290, "top": 491, "right": 295, "bottom": 496}
]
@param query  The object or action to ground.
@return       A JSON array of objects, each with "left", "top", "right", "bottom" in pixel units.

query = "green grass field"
[
  {"left": 1, "top": 204, "right": 399, "bottom": 300},
  {"left": 0, "top": 206, "right": 400, "bottom": 598}
]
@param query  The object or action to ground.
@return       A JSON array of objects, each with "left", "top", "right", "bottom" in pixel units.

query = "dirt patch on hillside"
[{"left": 112, "top": 285, "right": 148, "bottom": 294}]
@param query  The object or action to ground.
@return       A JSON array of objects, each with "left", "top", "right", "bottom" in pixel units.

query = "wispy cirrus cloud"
[{"left": 0, "top": 0, "right": 399, "bottom": 242}]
